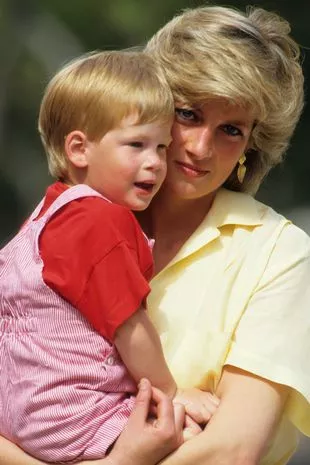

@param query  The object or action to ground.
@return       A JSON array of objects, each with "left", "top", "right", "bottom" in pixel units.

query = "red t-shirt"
[{"left": 37, "top": 182, "right": 153, "bottom": 341}]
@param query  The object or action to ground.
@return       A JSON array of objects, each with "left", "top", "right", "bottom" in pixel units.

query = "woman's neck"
[{"left": 148, "top": 187, "right": 217, "bottom": 273}]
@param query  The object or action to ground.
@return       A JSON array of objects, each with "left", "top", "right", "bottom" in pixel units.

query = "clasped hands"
[{"left": 149, "top": 386, "right": 220, "bottom": 441}]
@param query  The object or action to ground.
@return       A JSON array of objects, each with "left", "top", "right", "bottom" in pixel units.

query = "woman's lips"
[{"left": 175, "top": 161, "right": 209, "bottom": 177}]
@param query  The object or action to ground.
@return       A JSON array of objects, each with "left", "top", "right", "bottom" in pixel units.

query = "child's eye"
[
  {"left": 222, "top": 125, "right": 242, "bottom": 137},
  {"left": 175, "top": 108, "right": 198, "bottom": 122},
  {"left": 128, "top": 141, "right": 143, "bottom": 148}
]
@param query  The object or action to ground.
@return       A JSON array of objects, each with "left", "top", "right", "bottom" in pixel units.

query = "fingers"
[
  {"left": 151, "top": 385, "right": 175, "bottom": 429},
  {"left": 183, "top": 414, "right": 202, "bottom": 442},
  {"left": 185, "top": 398, "right": 219, "bottom": 424},
  {"left": 173, "top": 402, "right": 186, "bottom": 436},
  {"left": 178, "top": 389, "right": 220, "bottom": 424},
  {"left": 207, "top": 392, "right": 220, "bottom": 407},
  {"left": 112, "top": 381, "right": 182, "bottom": 465},
  {"left": 199, "top": 392, "right": 220, "bottom": 421},
  {"left": 184, "top": 403, "right": 211, "bottom": 424},
  {"left": 151, "top": 387, "right": 185, "bottom": 452},
  {"left": 184, "top": 413, "right": 202, "bottom": 431},
  {"left": 129, "top": 378, "right": 152, "bottom": 425}
]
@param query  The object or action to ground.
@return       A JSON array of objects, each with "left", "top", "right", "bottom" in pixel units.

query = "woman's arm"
[
  {"left": 0, "top": 436, "right": 45, "bottom": 465},
  {"left": 158, "top": 365, "right": 289, "bottom": 465},
  {"left": 0, "top": 379, "right": 185, "bottom": 465}
]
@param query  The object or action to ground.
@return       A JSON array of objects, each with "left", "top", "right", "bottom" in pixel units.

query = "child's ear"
[{"left": 65, "top": 130, "right": 89, "bottom": 168}]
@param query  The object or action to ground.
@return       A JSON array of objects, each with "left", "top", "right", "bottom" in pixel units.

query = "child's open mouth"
[{"left": 134, "top": 182, "right": 155, "bottom": 193}]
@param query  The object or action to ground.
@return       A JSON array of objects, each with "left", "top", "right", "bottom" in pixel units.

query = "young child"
[{"left": 0, "top": 50, "right": 218, "bottom": 463}]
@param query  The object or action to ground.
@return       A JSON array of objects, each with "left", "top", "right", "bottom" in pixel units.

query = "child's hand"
[
  {"left": 182, "top": 414, "right": 203, "bottom": 442},
  {"left": 174, "top": 387, "right": 220, "bottom": 425}
]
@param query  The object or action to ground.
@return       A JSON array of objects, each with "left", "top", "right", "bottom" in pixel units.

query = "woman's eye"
[
  {"left": 222, "top": 125, "right": 242, "bottom": 137},
  {"left": 128, "top": 141, "right": 143, "bottom": 148},
  {"left": 175, "top": 108, "right": 198, "bottom": 122}
]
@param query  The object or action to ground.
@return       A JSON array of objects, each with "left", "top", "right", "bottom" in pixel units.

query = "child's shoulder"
[
  {"left": 78, "top": 196, "right": 137, "bottom": 226},
  {"left": 46, "top": 182, "right": 136, "bottom": 226},
  {"left": 64, "top": 196, "right": 143, "bottom": 247}
]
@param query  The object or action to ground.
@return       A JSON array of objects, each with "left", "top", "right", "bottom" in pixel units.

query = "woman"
[{"left": 1, "top": 4, "right": 310, "bottom": 465}]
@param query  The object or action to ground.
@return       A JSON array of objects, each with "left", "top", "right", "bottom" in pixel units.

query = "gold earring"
[{"left": 237, "top": 154, "right": 246, "bottom": 183}]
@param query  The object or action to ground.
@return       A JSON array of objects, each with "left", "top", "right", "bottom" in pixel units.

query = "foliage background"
[{"left": 0, "top": 1, "right": 309, "bottom": 462}]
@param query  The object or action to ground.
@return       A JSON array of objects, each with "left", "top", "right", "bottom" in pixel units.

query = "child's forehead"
[
  {"left": 104, "top": 114, "right": 172, "bottom": 142},
  {"left": 118, "top": 113, "right": 171, "bottom": 131},
  {"left": 119, "top": 112, "right": 141, "bottom": 128}
]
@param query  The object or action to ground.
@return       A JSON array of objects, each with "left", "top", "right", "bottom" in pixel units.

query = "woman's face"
[{"left": 164, "top": 99, "right": 255, "bottom": 200}]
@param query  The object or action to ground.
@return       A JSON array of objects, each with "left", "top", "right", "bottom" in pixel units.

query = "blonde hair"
[
  {"left": 145, "top": 5, "right": 304, "bottom": 194},
  {"left": 38, "top": 50, "right": 174, "bottom": 180}
]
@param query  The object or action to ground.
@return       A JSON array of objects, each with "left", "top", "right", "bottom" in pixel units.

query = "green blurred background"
[{"left": 0, "top": 0, "right": 309, "bottom": 462}]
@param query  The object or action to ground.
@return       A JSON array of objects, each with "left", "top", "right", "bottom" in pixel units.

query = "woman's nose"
[{"left": 186, "top": 127, "right": 213, "bottom": 160}]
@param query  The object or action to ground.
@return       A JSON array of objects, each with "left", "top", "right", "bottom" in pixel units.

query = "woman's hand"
[{"left": 109, "top": 378, "right": 185, "bottom": 465}]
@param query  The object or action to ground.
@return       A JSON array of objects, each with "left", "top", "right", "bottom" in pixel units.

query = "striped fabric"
[{"left": 0, "top": 185, "right": 136, "bottom": 463}]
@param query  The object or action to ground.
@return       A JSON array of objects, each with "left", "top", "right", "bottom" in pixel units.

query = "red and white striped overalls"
[{"left": 0, "top": 185, "right": 136, "bottom": 463}]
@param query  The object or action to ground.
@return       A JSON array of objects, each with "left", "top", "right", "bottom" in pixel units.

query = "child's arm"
[
  {"left": 114, "top": 308, "right": 220, "bottom": 426},
  {"left": 114, "top": 307, "right": 177, "bottom": 398}
]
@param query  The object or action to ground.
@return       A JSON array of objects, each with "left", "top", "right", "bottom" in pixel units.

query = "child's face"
[{"left": 84, "top": 114, "right": 172, "bottom": 210}]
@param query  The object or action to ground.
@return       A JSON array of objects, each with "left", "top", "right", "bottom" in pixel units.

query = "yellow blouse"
[{"left": 148, "top": 188, "right": 310, "bottom": 465}]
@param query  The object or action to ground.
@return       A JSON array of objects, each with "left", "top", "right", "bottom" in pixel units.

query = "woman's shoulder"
[
  {"left": 217, "top": 189, "right": 310, "bottom": 260},
  {"left": 253, "top": 197, "right": 310, "bottom": 256},
  {"left": 246, "top": 196, "right": 310, "bottom": 266},
  {"left": 220, "top": 189, "right": 309, "bottom": 241}
]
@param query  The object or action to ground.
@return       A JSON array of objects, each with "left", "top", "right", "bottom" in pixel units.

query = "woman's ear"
[{"left": 65, "top": 130, "right": 89, "bottom": 168}]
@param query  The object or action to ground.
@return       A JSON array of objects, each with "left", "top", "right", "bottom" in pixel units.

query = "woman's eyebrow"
[{"left": 224, "top": 119, "right": 252, "bottom": 128}]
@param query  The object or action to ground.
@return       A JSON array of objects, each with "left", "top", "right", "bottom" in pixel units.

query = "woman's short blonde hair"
[
  {"left": 38, "top": 50, "right": 174, "bottom": 180},
  {"left": 145, "top": 5, "right": 304, "bottom": 194}
]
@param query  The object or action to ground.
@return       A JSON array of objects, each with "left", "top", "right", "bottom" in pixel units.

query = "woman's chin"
[{"left": 164, "top": 178, "right": 212, "bottom": 201}]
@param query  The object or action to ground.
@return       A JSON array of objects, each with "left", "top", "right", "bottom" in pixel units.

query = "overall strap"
[
  {"left": 36, "top": 184, "right": 110, "bottom": 225},
  {"left": 27, "top": 199, "right": 46, "bottom": 224}
]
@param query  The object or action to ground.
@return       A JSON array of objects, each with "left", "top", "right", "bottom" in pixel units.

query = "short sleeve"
[
  {"left": 76, "top": 241, "right": 151, "bottom": 341},
  {"left": 40, "top": 197, "right": 153, "bottom": 342},
  {"left": 226, "top": 223, "right": 310, "bottom": 435}
]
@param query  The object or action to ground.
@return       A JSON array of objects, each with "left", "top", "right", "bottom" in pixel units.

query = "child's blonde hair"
[
  {"left": 38, "top": 50, "right": 174, "bottom": 180},
  {"left": 145, "top": 6, "right": 304, "bottom": 194}
]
